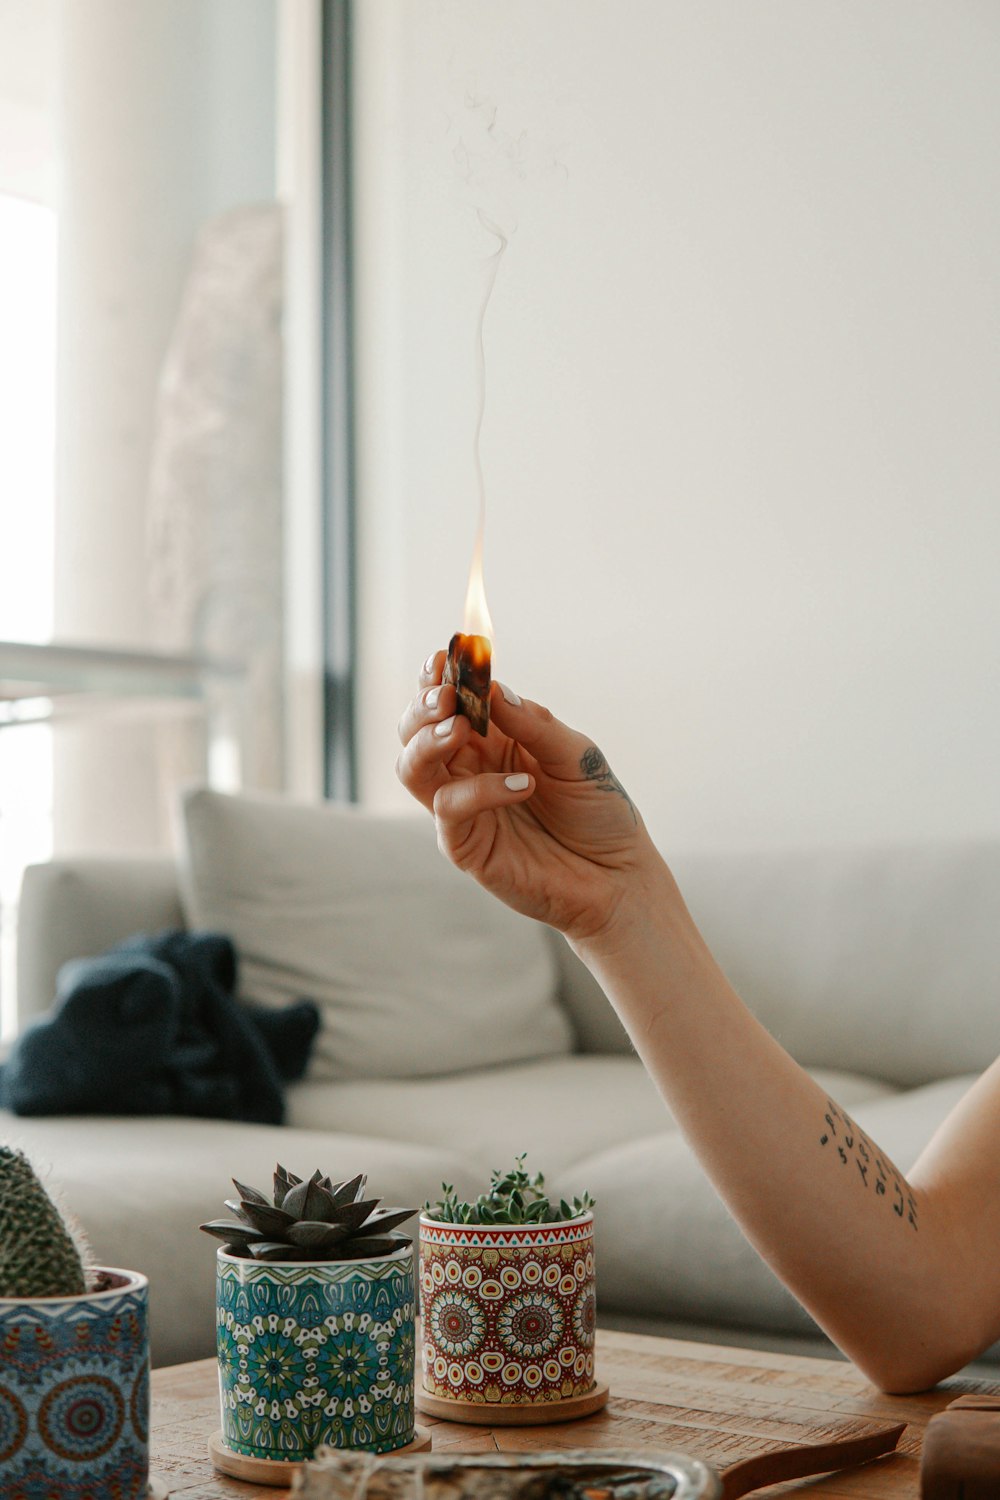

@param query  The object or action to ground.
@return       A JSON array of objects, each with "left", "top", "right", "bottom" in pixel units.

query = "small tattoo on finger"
[{"left": 580, "top": 745, "right": 637, "bottom": 823}]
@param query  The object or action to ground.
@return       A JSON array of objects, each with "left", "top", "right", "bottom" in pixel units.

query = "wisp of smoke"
[{"left": 469, "top": 209, "right": 510, "bottom": 626}]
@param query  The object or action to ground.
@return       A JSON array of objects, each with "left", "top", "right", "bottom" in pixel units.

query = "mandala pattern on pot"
[
  {"left": 0, "top": 1272, "right": 150, "bottom": 1499},
  {"left": 38, "top": 1374, "right": 125, "bottom": 1461},
  {"left": 419, "top": 1213, "right": 596, "bottom": 1405},
  {"left": 496, "top": 1291, "right": 564, "bottom": 1359},
  {"left": 572, "top": 1288, "right": 597, "bottom": 1347},
  {"left": 428, "top": 1290, "right": 486, "bottom": 1358},
  {"left": 216, "top": 1248, "right": 415, "bottom": 1460},
  {"left": 0, "top": 1385, "right": 28, "bottom": 1464}
]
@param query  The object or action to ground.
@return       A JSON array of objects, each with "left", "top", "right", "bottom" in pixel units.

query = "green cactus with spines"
[{"left": 0, "top": 1146, "right": 88, "bottom": 1298}]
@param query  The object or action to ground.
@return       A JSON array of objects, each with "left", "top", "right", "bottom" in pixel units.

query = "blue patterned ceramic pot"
[
  {"left": 0, "top": 1266, "right": 149, "bottom": 1499},
  {"left": 216, "top": 1244, "right": 416, "bottom": 1462}
]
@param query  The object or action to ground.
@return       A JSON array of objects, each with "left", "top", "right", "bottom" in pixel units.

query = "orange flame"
[{"left": 462, "top": 519, "right": 494, "bottom": 645}]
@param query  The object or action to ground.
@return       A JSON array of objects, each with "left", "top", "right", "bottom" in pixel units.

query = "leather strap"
[{"left": 720, "top": 1420, "right": 906, "bottom": 1498}]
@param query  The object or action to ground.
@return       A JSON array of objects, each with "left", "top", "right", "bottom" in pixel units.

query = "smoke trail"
[{"left": 464, "top": 210, "right": 509, "bottom": 637}]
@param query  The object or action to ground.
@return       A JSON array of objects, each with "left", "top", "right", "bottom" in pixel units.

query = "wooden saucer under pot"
[
  {"left": 208, "top": 1427, "right": 433, "bottom": 1486},
  {"left": 415, "top": 1377, "right": 609, "bottom": 1426}
]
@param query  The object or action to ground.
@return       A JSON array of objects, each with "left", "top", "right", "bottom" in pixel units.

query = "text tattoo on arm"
[
  {"left": 580, "top": 746, "right": 637, "bottom": 823},
  {"left": 820, "top": 1100, "right": 918, "bottom": 1230}
]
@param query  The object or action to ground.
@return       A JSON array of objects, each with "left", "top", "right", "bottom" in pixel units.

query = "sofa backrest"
[
  {"left": 17, "top": 838, "right": 999, "bottom": 1087},
  {"left": 672, "top": 839, "right": 1000, "bottom": 1088},
  {"left": 15, "top": 849, "right": 630, "bottom": 1057},
  {"left": 16, "top": 857, "right": 183, "bottom": 1026}
]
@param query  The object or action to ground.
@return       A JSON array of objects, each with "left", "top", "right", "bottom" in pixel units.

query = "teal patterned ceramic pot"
[
  {"left": 0, "top": 1266, "right": 149, "bottom": 1499},
  {"left": 216, "top": 1245, "right": 416, "bottom": 1461}
]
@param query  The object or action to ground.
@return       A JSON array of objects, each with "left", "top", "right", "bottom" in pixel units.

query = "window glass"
[{"left": 0, "top": 192, "right": 57, "bottom": 1038}]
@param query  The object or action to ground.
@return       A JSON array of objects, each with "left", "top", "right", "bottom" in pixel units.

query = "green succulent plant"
[
  {"left": 424, "top": 1154, "right": 595, "bottom": 1226},
  {"left": 200, "top": 1164, "right": 418, "bottom": 1262},
  {"left": 0, "top": 1145, "right": 89, "bottom": 1299}
]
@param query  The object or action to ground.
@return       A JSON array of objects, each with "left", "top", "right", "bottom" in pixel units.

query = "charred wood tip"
[{"left": 444, "top": 632, "right": 491, "bottom": 737}]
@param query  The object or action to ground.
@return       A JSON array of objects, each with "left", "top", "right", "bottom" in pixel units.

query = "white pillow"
[{"left": 179, "top": 789, "right": 572, "bottom": 1081}]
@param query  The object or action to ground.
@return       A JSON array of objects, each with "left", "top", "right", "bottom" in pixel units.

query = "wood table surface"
[{"left": 150, "top": 1328, "right": 1000, "bottom": 1499}]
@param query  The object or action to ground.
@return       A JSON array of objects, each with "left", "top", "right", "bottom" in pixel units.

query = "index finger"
[
  {"left": 420, "top": 649, "right": 445, "bottom": 687},
  {"left": 489, "top": 684, "right": 595, "bottom": 782}
]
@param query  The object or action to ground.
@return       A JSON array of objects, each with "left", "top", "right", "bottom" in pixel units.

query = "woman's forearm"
[
  {"left": 572, "top": 854, "right": 973, "bottom": 1390},
  {"left": 397, "top": 671, "right": 992, "bottom": 1388}
]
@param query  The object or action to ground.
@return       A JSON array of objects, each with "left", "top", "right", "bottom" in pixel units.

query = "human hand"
[{"left": 395, "top": 650, "right": 660, "bottom": 944}]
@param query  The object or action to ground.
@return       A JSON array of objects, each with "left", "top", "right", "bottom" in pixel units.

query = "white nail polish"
[
  {"left": 434, "top": 716, "right": 455, "bottom": 738},
  {"left": 498, "top": 682, "right": 522, "bottom": 706},
  {"left": 423, "top": 653, "right": 437, "bottom": 675},
  {"left": 505, "top": 773, "right": 530, "bottom": 791},
  {"left": 425, "top": 687, "right": 440, "bottom": 710}
]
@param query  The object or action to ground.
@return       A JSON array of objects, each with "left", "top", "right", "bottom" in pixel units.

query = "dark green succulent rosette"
[
  {"left": 204, "top": 1164, "right": 419, "bottom": 1462},
  {"left": 200, "top": 1164, "right": 417, "bottom": 1261}
]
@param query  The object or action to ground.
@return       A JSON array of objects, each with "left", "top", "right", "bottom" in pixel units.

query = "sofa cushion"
[
  {"left": 554, "top": 1074, "right": 977, "bottom": 1339},
  {"left": 1, "top": 1112, "right": 482, "bottom": 1368},
  {"left": 287, "top": 1055, "right": 896, "bottom": 1184},
  {"left": 673, "top": 842, "right": 1000, "bottom": 1088},
  {"left": 179, "top": 789, "right": 572, "bottom": 1082},
  {"left": 289, "top": 1057, "right": 669, "bottom": 1183},
  {"left": 16, "top": 857, "right": 183, "bottom": 1026}
]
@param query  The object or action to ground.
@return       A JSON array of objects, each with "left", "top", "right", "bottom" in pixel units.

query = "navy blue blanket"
[{"left": 0, "top": 930, "right": 320, "bottom": 1124}]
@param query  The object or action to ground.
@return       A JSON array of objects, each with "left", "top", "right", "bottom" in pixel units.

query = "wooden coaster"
[
  {"left": 208, "top": 1428, "right": 433, "bottom": 1486},
  {"left": 147, "top": 1480, "right": 170, "bottom": 1500},
  {"left": 415, "top": 1378, "right": 609, "bottom": 1426}
]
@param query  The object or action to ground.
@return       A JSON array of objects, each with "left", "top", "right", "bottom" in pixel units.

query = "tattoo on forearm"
[
  {"left": 819, "top": 1100, "right": 918, "bottom": 1231},
  {"left": 580, "top": 745, "right": 637, "bottom": 823}
]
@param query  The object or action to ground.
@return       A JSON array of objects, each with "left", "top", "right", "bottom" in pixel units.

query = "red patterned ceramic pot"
[{"left": 418, "top": 1212, "right": 596, "bottom": 1408}]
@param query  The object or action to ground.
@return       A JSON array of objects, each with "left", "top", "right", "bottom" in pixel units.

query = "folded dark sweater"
[{"left": 0, "top": 930, "right": 320, "bottom": 1124}]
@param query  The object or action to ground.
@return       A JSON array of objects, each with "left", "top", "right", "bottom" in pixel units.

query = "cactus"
[{"left": 0, "top": 1146, "right": 88, "bottom": 1299}]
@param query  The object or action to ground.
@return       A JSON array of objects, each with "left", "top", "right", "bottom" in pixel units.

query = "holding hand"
[{"left": 395, "top": 650, "right": 660, "bottom": 944}]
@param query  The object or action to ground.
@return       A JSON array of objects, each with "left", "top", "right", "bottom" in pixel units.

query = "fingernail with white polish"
[
  {"left": 423, "top": 653, "right": 437, "bottom": 675},
  {"left": 425, "top": 687, "right": 440, "bottom": 710},
  {"left": 498, "top": 682, "right": 521, "bottom": 706},
  {"left": 434, "top": 716, "right": 455, "bottom": 738},
  {"left": 505, "top": 773, "right": 530, "bottom": 791}
]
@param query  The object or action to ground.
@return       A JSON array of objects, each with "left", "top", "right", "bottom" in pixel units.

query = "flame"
[{"left": 462, "top": 520, "right": 494, "bottom": 645}]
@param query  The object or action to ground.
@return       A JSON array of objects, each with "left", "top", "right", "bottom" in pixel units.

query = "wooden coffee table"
[{"left": 150, "top": 1328, "right": 1000, "bottom": 1498}]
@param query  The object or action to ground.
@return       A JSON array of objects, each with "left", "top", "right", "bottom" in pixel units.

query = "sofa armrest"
[
  {"left": 16, "top": 857, "right": 183, "bottom": 1028},
  {"left": 544, "top": 927, "right": 634, "bottom": 1056}
]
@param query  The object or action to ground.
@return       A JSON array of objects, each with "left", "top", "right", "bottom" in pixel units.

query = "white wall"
[{"left": 353, "top": 0, "right": 1000, "bottom": 854}]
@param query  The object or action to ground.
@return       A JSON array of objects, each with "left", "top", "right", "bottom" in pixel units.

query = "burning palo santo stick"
[
  {"left": 446, "top": 512, "right": 494, "bottom": 737},
  {"left": 444, "top": 631, "right": 491, "bottom": 736}
]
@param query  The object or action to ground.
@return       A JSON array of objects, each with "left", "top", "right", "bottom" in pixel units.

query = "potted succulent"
[
  {"left": 418, "top": 1157, "right": 602, "bottom": 1422},
  {"left": 200, "top": 1164, "right": 419, "bottom": 1471},
  {"left": 0, "top": 1146, "right": 151, "bottom": 1499}
]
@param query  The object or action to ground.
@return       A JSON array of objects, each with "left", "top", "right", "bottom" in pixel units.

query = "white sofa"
[{"left": 4, "top": 792, "right": 999, "bottom": 1374}]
